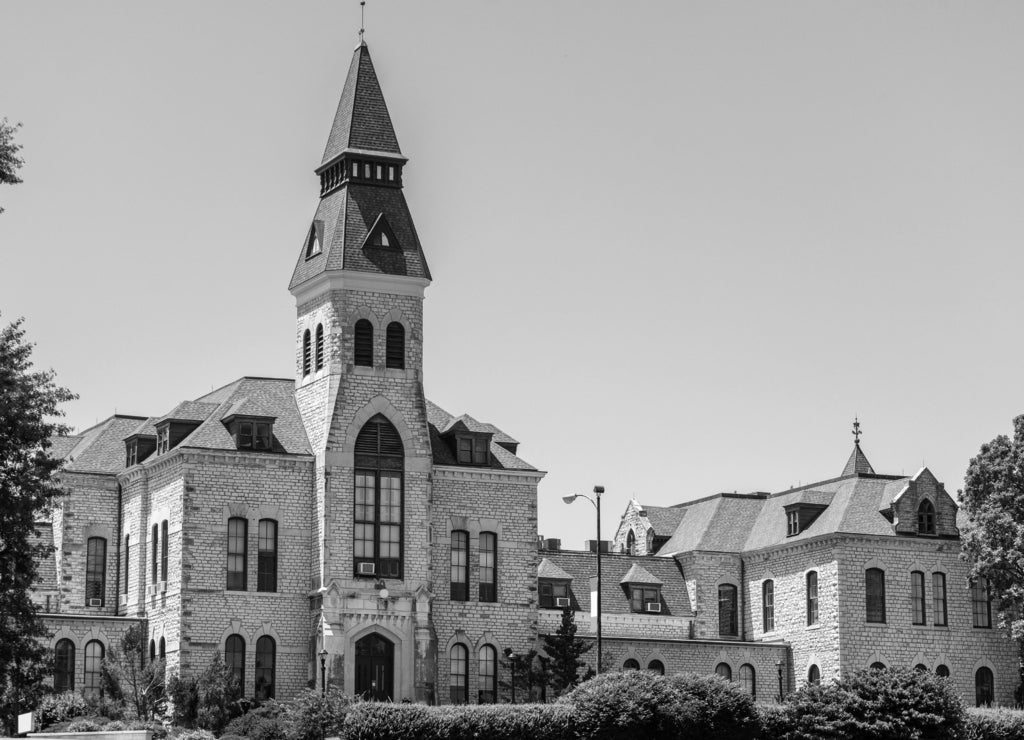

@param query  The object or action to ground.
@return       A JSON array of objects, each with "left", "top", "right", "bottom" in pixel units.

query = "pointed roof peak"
[
  {"left": 321, "top": 42, "right": 401, "bottom": 167},
  {"left": 842, "top": 441, "right": 875, "bottom": 476}
]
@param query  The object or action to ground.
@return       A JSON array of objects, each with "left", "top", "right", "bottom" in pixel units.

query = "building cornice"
[
  {"left": 431, "top": 465, "right": 546, "bottom": 484},
  {"left": 292, "top": 269, "right": 431, "bottom": 305}
]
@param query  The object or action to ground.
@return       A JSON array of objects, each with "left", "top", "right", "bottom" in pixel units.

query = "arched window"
[
  {"left": 917, "top": 499, "right": 936, "bottom": 535},
  {"left": 870, "top": 662, "right": 886, "bottom": 670},
  {"left": 385, "top": 322, "right": 405, "bottom": 370},
  {"left": 865, "top": 568, "right": 886, "bottom": 623},
  {"left": 85, "top": 537, "right": 106, "bottom": 606},
  {"left": 806, "top": 571, "right": 819, "bottom": 625},
  {"left": 161, "top": 520, "right": 168, "bottom": 582},
  {"left": 911, "top": 571, "right": 926, "bottom": 625},
  {"left": 715, "top": 663, "right": 732, "bottom": 681},
  {"left": 149, "top": 639, "right": 156, "bottom": 663},
  {"left": 739, "top": 664, "right": 756, "bottom": 697},
  {"left": 54, "top": 639, "right": 75, "bottom": 692},
  {"left": 808, "top": 665, "right": 820, "bottom": 685},
  {"left": 762, "top": 579, "right": 775, "bottom": 632},
  {"left": 315, "top": 324, "right": 325, "bottom": 371},
  {"left": 255, "top": 636, "right": 276, "bottom": 700},
  {"left": 450, "top": 530, "right": 469, "bottom": 601},
  {"left": 623, "top": 659, "right": 640, "bottom": 671},
  {"left": 354, "top": 319, "right": 373, "bottom": 367},
  {"left": 225, "top": 635, "right": 245, "bottom": 693},
  {"left": 257, "top": 519, "right": 278, "bottom": 592},
  {"left": 933, "top": 573, "right": 948, "bottom": 626},
  {"left": 626, "top": 529, "right": 636, "bottom": 556},
  {"left": 302, "top": 329, "right": 312, "bottom": 376},
  {"left": 479, "top": 532, "right": 497, "bottom": 603},
  {"left": 648, "top": 659, "right": 665, "bottom": 675},
  {"left": 914, "top": 664, "right": 928, "bottom": 672},
  {"left": 83, "top": 640, "right": 104, "bottom": 699},
  {"left": 353, "top": 415, "right": 403, "bottom": 578},
  {"left": 936, "top": 665, "right": 950, "bottom": 678},
  {"left": 159, "top": 637, "right": 165, "bottom": 660},
  {"left": 718, "top": 584, "right": 738, "bottom": 636},
  {"left": 478, "top": 646, "right": 497, "bottom": 704},
  {"left": 975, "top": 667, "right": 994, "bottom": 707},
  {"left": 226, "top": 517, "right": 247, "bottom": 590},
  {"left": 450, "top": 644, "right": 468, "bottom": 704}
]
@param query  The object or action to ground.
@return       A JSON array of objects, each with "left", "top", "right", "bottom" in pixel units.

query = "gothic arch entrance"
[{"left": 354, "top": 633, "right": 394, "bottom": 701}]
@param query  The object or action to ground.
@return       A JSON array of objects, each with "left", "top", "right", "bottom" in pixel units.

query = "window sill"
[
  {"left": 865, "top": 621, "right": 887, "bottom": 627},
  {"left": 805, "top": 623, "right": 822, "bottom": 630}
]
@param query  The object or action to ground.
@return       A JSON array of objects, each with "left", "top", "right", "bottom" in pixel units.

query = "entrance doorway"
[{"left": 354, "top": 633, "right": 394, "bottom": 701}]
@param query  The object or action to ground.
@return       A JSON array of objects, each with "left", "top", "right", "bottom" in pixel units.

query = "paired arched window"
[
  {"left": 226, "top": 634, "right": 245, "bottom": 693},
  {"left": 975, "top": 667, "right": 995, "bottom": 707},
  {"left": 917, "top": 499, "right": 936, "bottom": 535},
  {"left": 648, "top": 659, "right": 665, "bottom": 675},
  {"left": 478, "top": 646, "right": 497, "bottom": 704},
  {"left": 315, "top": 324, "right": 325, "bottom": 371},
  {"left": 623, "top": 659, "right": 640, "bottom": 671},
  {"left": 54, "top": 639, "right": 75, "bottom": 692},
  {"left": 808, "top": 664, "right": 821, "bottom": 685},
  {"left": 806, "top": 571, "right": 819, "bottom": 625},
  {"left": 739, "top": 664, "right": 756, "bottom": 698},
  {"left": 83, "top": 640, "right": 104, "bottom": 698},
  {"left": 255, "top": 636, "right": 276, "bottom": 700},
  {"left": 762, "top": 579, "right": 775, "bottom": 632},
  {"left": 385, "top": 322, "right": 405, "bottom": 369},
  {"left": 354, "top": 320, "right": 373, "bottom": 367},
  {"left": 479, "top": 532, "right": 497, "bottom": 602},
  {"left": 227, "top": 517, "right": 247, "bottom": 590},
  {"left": 914, "top": 663, "right": 928, "bottom": 672},
  {"left": 258, "top": 519, "right": 278, "bottom": 592},
  {"left": 302, "top": 329, "right": 312, "bottom": 376},
  {"left": 715, "top": 662, "right": 732, "bottom": 681},
  {"left": 353, "top": 415, "right": 404, "bottom": 578},
  {"left": 865, "top": 568, "right": 886, "bottom": 623},
  {"left": 718, "top": 584, "right": 738, "bottom": 636},
  {"left": 85, "top": 537, "right": 106, "bottom": 606},
  {"left": 870, "top": 662, "right": 886, "bottom": 670},
  {"left": 626, "top": 529, "right": 636, "bottom": 556},
  {"left": 450, "top": 644, "right": 468, "bottom": 704},
  {"left": 450, "top": 530, "right": 469, "bottom": 601}
]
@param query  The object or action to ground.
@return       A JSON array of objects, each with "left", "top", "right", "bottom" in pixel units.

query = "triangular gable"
[
  {"left": 361, "top": 213, "right": 401, "bottom": 250},
  {"left": 538, "top": 557, "right": 573, "bottom": 581},
  {"left": 620, "top": 562, "right": 664, "bottom": 586}
]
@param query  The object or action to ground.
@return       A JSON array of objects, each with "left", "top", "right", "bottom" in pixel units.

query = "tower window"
[
  {"left": 385, "top": 322, "right": 405, "bottom": 369},
  {"left": 364, "top": 163, "right": 371, "bottom": 178},
  {"left": 866, "top": 568, "right": 886, "bottom": 623},
  {"left": 353, "top": 415, "right": 404, "bottom": 578},
  {"left": 387, "top": 165, "right": 396, "bottom": 181},
  {"left": 305, "top": 224, "right": 321, "bottom": 258},
  {"left": 917, "top": 500, "right": 936, "bottom": 535},
  {"left": 315, "top": 324, "right": 325, "bottom": 371},
  {"left": 376, "top": 164, "right": 383, "bottom": 179},
  {"left": 718, "top": 584, "right": 738, "bottom": 636},
  {"left": 626, "top": 529, "right": 636, "bottom": 555},
  {"left": 354, "top": 320, "right": 373, "bottom": 367},
  {"left": 302, "top": 329, "right": 312, "bottom": 376}
]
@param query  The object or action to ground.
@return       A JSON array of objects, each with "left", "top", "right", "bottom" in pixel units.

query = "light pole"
[
  {"left": 503, "top": 648, "right": 518, "bottom": 703},
  {"left": 320, "top": 649, "right": 328, "bottom": 697},
  {"left": 563, "top": 485, "right": 604, "bottom": 674},
  {"left": 775, "top": 660, "right": 784, "bottom": 702}
]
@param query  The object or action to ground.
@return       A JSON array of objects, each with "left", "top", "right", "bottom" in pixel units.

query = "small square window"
[{"left": 456, "top": 436, "right": 488, "bottom": 465}]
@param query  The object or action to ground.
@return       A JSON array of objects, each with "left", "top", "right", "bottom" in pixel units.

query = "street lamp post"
[
  {"left": 776, "top": 660, "right": 784, "bottom": 702},
  {"left": 503, "top": 648, "right": 518, "bottom": 703},
  {"left": 563, "top": 485, "right": 604, "bottom": 675},
  {"left": 320, "top": 649, "right": 329, "bottom": 697}
]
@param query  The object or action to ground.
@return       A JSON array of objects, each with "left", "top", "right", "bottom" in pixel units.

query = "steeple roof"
[
  {"left": 842, "top": 443, "right": 875, "bottom": 476},
  {"left": 321, "top": 42, "right": 401, "bottom": 165}
]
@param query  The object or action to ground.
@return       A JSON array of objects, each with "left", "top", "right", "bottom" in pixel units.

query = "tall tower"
[{"left": 289, "top": 41, "right": 436, "bottom": 703}]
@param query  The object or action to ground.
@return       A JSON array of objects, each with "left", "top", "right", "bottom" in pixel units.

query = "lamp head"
[
  {"left": 562, "top": 495, "right": 578, "bottom": 504},
  {"left": 593, "top": 485, "right": 605, "bottom": 494}
]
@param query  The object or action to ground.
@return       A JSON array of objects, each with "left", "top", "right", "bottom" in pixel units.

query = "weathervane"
[
  {"left": 852, "top": 416, "right": 862, "bottom": 445},
  {"left": 359, "top": 1, "right": 366, "bottom": 44}
]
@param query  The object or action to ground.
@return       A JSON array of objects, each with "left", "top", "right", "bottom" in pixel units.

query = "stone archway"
[{"left": 354, "top": 632, "right": 394, "bottom": 701}]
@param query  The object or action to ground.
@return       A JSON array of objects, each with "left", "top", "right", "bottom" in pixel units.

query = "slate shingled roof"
[
  {"left": 842, "top": 443, "right": 875, "bottom": 476},
  {"left": 54, "top": 415, "right": 148, "bottom": 474},
  {"left": 541, "top": 551, "right": 693, "bottom": 617},
  {"left": 425, "top": 400, "right": 537, "bottom": 471},
  {"left": 639, "top": 505, "right": 686, "bottom": 536}
]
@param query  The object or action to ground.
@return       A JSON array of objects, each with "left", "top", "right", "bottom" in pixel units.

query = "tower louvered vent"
[{"left": 354, "top": 415, "right": 404, "bottom": 457}]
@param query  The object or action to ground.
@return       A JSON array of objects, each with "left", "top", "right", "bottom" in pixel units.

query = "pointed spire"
[
  {"left": 321, "top": 43, "right": 402, "bottom": 167},
  {"left": 842, "top": 417, "right": 875, "bottom": 476}
]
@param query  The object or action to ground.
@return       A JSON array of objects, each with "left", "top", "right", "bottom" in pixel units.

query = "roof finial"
[
  {"left": 359, "top": 1, "right": 366, "bottom": 45},
  {"left": 852, "top": 416, "right": 862, "bottom": 445}
]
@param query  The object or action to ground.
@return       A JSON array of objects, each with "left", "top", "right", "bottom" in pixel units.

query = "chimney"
[{"left": 586, "top": 539, "right": 610, "bottom": 554}]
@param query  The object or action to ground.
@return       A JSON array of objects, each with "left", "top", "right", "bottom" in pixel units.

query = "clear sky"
[{"left": 3, "top": 1, "right": 1023, "bottom": 551}]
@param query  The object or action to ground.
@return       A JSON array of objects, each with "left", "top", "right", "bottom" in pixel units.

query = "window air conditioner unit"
[
  {"left": 118, "top": 595, "right": 127, "bottom": 606},
  {"left": 645, "top": 602, "right": 662, "bottom": 613},
  {"left": 146, "top": 584, "right": 156, "bottom": 596},
  {"left": 358, "top": 562, "right": 376, "bottom": 576},
  {"left": 88, "top": 598, "right": 103, "bottom": 607},
  {"left": 159, "top": 581, "right": 167, "bottom": 593},
  {"left": 555, "top": 597, "right": 571, "bottom": 608}
]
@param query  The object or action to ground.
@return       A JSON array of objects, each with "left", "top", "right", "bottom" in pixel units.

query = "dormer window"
[
  {"left": 224, "top": 415, "right": 275, "bottom": 452},
  {"left": 387, "top": 166, "right": 396, "bottom": 181},
  {"left": 784, "top": 501, "right": 829, "bottom": 537},
  {"left": 156, "top": 426, "right": 170, "bottom": 455},
  {"left": 305, "top": 223, "right": 321, "bottom": 258},
  {"left": 126, "top": 441, "right": 138, "bottom": 467},
  {"left": 539, "top": 580, "right": 571, "bottom": 609},
  {"left": 917, "top": 500, "right": 936, "bottom": 535},
  {"left": 788, "top": 510, "right": 800, "bottom": 536},
  {"left": 630, "top": 586, "right": 662, "bottom": 613},
  {"left": 456, "top": 435, "right": 489, "bottom": 465}
]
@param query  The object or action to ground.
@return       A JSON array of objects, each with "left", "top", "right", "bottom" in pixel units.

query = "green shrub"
[
  {"left": 965, "top": 708, "right": 1024, "bottom": 740},
  {"left": 66, "top": 719, "right": 102, "bottom": 732},
  {"left": 281, "top": 688, "right": 351, "bottom": 740},
  {"left": 36, "top": 692, "right": 90, "bottom": 728},
  {"left": 337, "top": 703, "right": 572, "bottom": 740},
  {"left": 663, "top": 673, "right": 760, "bottom": 739},
  {"left": 339, "top": 703, "right": 435, "bottom": 740},
  {"left": 561, "top": 671, "right": 691, "bottom": 740},
  {"left": 757, "top": 703, "right": 792, "bottom": 740},
  {"left": 172, "top": 730, "right": 216, "bottom": 740},
  {"left": 777, "top": 666, "right": 967, "bottom": 739},
  {"left": 103, "top": 720, "right": 128, "bottom": 731},
  {"left": 222, "top": 701, "right": 288, "bottom": 740}
]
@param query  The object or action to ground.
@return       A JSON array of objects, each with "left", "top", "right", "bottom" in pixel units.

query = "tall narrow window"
[
  {"left": 806, "top": 571, "right": 819, "bottom": 625},
  {"left": 302, "top": 329, "right": 312, "bottom": 376},
  {"left": 354, "top": 319, "right": 373, "bottom": 367},
  {"left": 975, "top": 667, "right": 994, "bottom": 707},
  {"left": 478, "top": 646, "right": 496, "bottom": 704},
  {"left": 150, "top": 639, "right": 156, "bottom": 663},
  {"left": 451, "top": 530, "right": 469, "bottom": 601},
  {"left": 911, "top": 571, "right": 926, "bottom": 625},
  {"left": 450, "top": 644, "right": 468, "bottom": 704},
  {"left": 227, "top": 517, "right": 247, "bottom": 591},
  {"left": 718, "top": 584, "right": 738, "bottom": 636},
  {"left": 972, "top": 577, "right": 991, "bottom": 628},
  {"left": 479, "top": 531, "right": 497, "bottom": 602},
  {"left": 160, "top": 520, "right": 168, "bottom": 582},
  {"left": 626, "top": 529, "right": 636, "bottom": 555},
  {"left": 933, "top": 572, "right": 948, "bottom": 626},
  {"left": 739, "top": 664, "right": 756, "bottom": 698},
  {"left": 225, "top": 635, "right": 245, "bottom": 693},
  {"left": 54, "top": 639, "right": 75, "bottom": 692},
  {"left": 353, "top": 415, "right": 403, "bottom": 578},
  {"left": 808, "top": 665, "right": 821, "bottom": 685},
  {"left": 258, "top": 519, "right": 278, "bottom": 592},
  {"left": 315, "top": 324, "right": 325, "bottom": 371},
  {"left": 715, "top": 663, "right": 732, "bottom": 681},
  {"left": 122, "top": 535, "right": 130, "bottom": 597},
  {"left": 385, "top": 322, "right": 405, "bottom": 369},
  {"left": 917, "top": 500, "right": 936, "bottom": 535},
  {"left": 762, "top": 579, "right": 775, "bottom": 632},
  {"left": 151, "top": 524, "right": 159, "bottom": 583},
  {"left": 86, "top": 537, "right": 106, "bottom": 605},
  {"left": 866, "top": 568, "right": 886, "bottom": 623},
  {"left": 159, "top": 637, "right": 165, "bottom": 660},
  {"left": 255, "top": 636, "right": 275, "bottom": 700},
  {"left": 83, "top": 640, "right": 104, "bottom": 699}
]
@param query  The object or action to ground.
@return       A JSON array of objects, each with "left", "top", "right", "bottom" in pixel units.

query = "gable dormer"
[
  {"left": 783, "top": 490, "right": 834, "bottom": 536},
  {"left": 439, "top": 417, "right": 493, "bottom": 467},
  {"left": 889, "top": 468, "right": 958, "bottom": 538},
  {"left": 222, "top": 414, "right": 277, "bottom": 452},
  {"left": 124, "top": 433, "right": 157, "bottom": 467},
  {"left": 537, "top": 558, "right": 574, "bottom": 609},
  {"left": 620, "top": 562, "right": 665, "bottom": 614}
]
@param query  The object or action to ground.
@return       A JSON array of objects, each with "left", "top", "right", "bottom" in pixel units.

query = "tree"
[
  {"left": 541, "top": 607, "right": 594, "bottom": 696},
  {"left": 0, "top": 316, "right": 76, "bottom": 733},
  {"left": 959, "top": 414, "right": 1024, "bottom": 695},
  {"left": 0, "top": 119, "right": 24, "bottom": 213},
  {"left": 102, "top": 625, "right": 166, "bottom": 720}
]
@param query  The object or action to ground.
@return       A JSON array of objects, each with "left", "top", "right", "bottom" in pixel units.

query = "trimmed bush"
[
  {"left": 337, "top": 702, "right": 573, "bottom": 740},
  {"left": 172, "top": 730, "right": 216, "bottom": 740},
  {"left": 664, "top": 673, "right": 760, "bottom": 739},
  {"left": 36, "top": 692, "right": 90, "bottom": 728},
  {"left": 966, "top": 708, "right": 1024, "bottom": 740},
  {"left": 221, "top": 701, "right": 287, "bottom": 740},
  {"left": 775, "top": 666, "right": 967, "bottom": 739},
  {"left": 65, "top": 719, "right": 102, "bottom": 732},
  {"left": 757, "top": 703, "right": 791, "bottom": 740},
  {"left": 102, "top": 720, "right": 128, "bottom": 731},
  {"left": 281, "top": 688, "right": 352, "bottom": 740}
]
